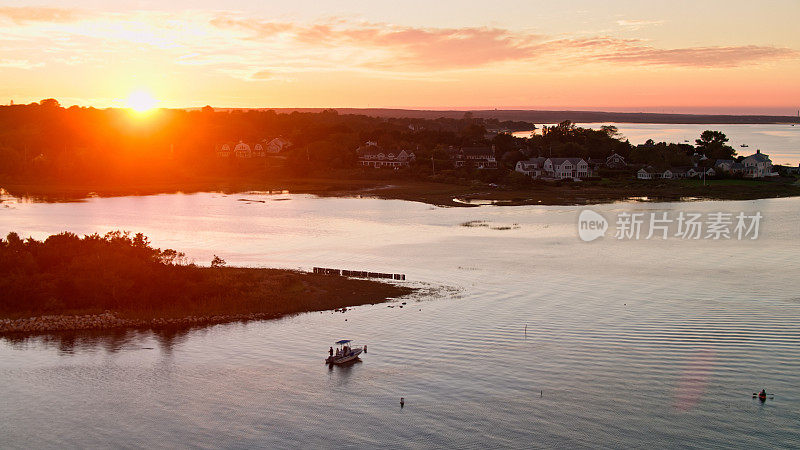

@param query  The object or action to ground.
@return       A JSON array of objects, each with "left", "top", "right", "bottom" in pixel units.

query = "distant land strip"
[{"left": 202, "top": 108, "right": 800, "bottom": 124}]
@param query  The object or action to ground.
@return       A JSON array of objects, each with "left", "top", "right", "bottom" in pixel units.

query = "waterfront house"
[
  {"left": 515, "top": 157, "right": 548, "bottom": 178},
  {"left": 605, "top": 153, "right": 627, "bottom": 168},
  {"left": 543, "top": 157, "right": 589, "bottom": 180},
  {"left": 668, "top": 166, "right": 694, "bottom": 179},
  {"left": 216, "top": 143, "right": 231, "bottom": 158},
  {"left": 637, "top": 168, "right": 656, "bottom": 180},
  {"left": 715, "top": 159, "right": 735, "bottom": 172},
  {"left": 234, "top": 141, "right": 253, "bottom": 158},
  {"left": 516, "top": 156, "right": 589, "bottom": 180},
  {"left": 587, "top": 158, "right": 605, "bottom": 171},
  {"left": 742, "top": 150, "right": 775, "bottom": 178},
  {"left": 216, "top": 141, "right": 270, "bottom": 158},
  {"left": 252, "top": 143, "right": 266, "bottom": 157},
  {"left": 357, "top": 143, "right": 415, "bottom": 168},
  {"left": 266, "top": 137, "right": 291, "bottom": 153},
  {"left": 450, "top": 146, "right": 497, "bottom": 169}
]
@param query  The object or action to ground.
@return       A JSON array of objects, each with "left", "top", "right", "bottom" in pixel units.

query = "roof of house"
[
  {"left": 520, "top": 157, "right": 547, "bottom": 166},
  {"left": 548, "top": 157, "right": 585, "bottom": 166},
  {"left": 461, "top": 146, "right": 494, "bottom": 157},
  {"left": 744, "top": 150, "right": 771, "bottom": 162},
  {"left": 357, "top": 146, "right": 412, "bottom": 159}
]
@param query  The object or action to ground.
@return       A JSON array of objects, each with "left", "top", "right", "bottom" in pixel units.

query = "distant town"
[{"left": 1, "top": 102, "right": 799, "bottom": 205}]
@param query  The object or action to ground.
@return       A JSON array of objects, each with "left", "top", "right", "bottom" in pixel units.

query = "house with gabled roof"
[
  {"left": 742, "top": 150, "right": 776, "bottom": 178},
  {"left": 449, "top": 146, "right": 498, "bottom": 169},
  {"left": 216, "top": 143, "right": 231, "bottom": 158},
  {"left": 543, "top": 157, "right": 589, "bottom": 180},
  {"left": 605, "top": 153, "right": 627, "bottom": 168},
  {"left": 515, "top": 157, "right": 548, "bottom": 178},
  {"left": 266, "top": 137, "right": 291, "bottom": 153},
  {"left": 356, "top": 143, "right": 415, "bottom": 168},
  {"left": 637, "top": 167, "right": 656, "bottom": 180}
]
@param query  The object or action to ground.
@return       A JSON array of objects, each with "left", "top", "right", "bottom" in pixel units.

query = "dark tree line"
[{"left": 0, "top": 100, "right": 738, "bottom": 186}]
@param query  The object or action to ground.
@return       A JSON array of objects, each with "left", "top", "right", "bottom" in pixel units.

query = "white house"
[
  {"left": 515, "top": 157, "right": 547, "bottom": 178},
  {"left": 516, "top": 157, "right": 588, "bottom": 180},
  {"left": 637, "top": 168, "right": 656, "bottom": 180},
  {"left": 742, "top": 150, "right": 775, "bottom": 178},
  {"left": 544, "top": 158, "right": 589, "bottom": 180},
  {"left": 234, "top": 141, "right": 252, "bottom": 158}
]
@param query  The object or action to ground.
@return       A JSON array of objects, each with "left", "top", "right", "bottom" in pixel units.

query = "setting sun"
[{"left": 126, "top": 89, "right": 158, "bottom": 112}]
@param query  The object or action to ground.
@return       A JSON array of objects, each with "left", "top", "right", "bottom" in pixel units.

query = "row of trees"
[{"left": 0, "top": 231, "right": 195, "bottom": 314}]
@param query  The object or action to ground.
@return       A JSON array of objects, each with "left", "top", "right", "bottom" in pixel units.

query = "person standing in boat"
[{"left": 329, "top": 347, "right": 334, "bottom": 357}]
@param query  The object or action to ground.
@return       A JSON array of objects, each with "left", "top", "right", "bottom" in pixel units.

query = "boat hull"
[{"left": 326, "top": 348, "right": 363, "bottom": 364}]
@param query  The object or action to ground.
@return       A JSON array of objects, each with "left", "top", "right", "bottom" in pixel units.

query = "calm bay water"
[
  {"left": 512, "top": 123, "right": 800, "bottom": 165},
  {"left": 1, "top": 192, "right": 799, "bottom": 448}
]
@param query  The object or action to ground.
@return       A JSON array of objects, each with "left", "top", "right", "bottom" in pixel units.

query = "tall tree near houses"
[{"left": 695, "top": 130, "right": 736, "bottom": 159}]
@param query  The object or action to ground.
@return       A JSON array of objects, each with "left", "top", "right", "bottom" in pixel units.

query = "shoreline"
[
  {"left": 0, "top": 311, "right": 285, "bottom": 334},
  {"left": 3, "top": 176, "right": 800, "bottom": 207},
  {"left": 0, "top": 267, "right": 415, "bottom": 336}
]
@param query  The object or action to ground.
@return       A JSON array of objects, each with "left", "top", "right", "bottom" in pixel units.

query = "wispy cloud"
[
  {"left": 552, "top": 38, "right": 799, "bottom": 68},
  {"left": 212, "top": 17, "right": 547, "bottom": 70},
  {"left": 616, "top": 19, "right": 664, "bottom": 31},
  {"left": 0, "top": 9, "right": 796, "bottom": 78},
  {"left": 211, "top": 16, "right": 798, "bottom": 72},
  {"left": 0, "top": 6, "right": 82, "bottom": 24},
  {"left": 0, "top": 58, "right": 44, "bottom": 69}
]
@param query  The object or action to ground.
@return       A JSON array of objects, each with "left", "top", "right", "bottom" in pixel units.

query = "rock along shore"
[{"left": 0, "top": 311, "right": 281, "bottom": 334}]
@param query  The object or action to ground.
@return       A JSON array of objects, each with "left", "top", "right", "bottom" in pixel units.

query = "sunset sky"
[{"left": 1, "top": 0, "right": 799, "bottom": 114}]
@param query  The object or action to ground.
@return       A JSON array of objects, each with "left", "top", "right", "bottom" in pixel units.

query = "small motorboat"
[
  {"left": 741, "top": 144, "right": 749, "bottom": 148},
  {"left": 325, "top": 339, "right": 364, "bottom": 365}
]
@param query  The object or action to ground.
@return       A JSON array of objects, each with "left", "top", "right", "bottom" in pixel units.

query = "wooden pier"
[{"left": 313, "top": 267, "right": 406, "bottom": 280}]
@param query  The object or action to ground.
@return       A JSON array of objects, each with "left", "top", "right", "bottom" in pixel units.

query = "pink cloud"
[
  {"left": 212, "top": 17, "right": 546, "bottom": 69},
  {"left": 585, "top": 43, "right": 799, "bottom": 68},
  {"left": 211, "top": 17, "right": 798, "bottom": 71}
]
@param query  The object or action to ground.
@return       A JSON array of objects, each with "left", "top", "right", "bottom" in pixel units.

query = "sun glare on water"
[{"left": 126, "top": 89, "right": 158, "bottom": 113}]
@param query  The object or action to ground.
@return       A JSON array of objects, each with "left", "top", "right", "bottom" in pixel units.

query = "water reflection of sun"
[{"left": 126, "top": 89, "right": 158, "bottom": 113}]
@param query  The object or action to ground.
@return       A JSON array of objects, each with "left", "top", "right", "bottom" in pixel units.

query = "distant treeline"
[
  {"left": 0, "top": 100, "right": 741, "bottom": 189},
  {"left": 0, "top": 231, "right": 410, "bottom": 319},
  {"left": 236, "top": 108, "right": 800, "bottom": 125}
]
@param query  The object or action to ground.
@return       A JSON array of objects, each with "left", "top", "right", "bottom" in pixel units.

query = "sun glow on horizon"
[{"left": 126, "top": 89, "right": 158, "bottom": 113}]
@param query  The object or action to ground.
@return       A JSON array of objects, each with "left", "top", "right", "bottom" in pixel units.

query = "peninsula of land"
[{"left": 0, "top": 231, "right": 412, "bottom": 334}]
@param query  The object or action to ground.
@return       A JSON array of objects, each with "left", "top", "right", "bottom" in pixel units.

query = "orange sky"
[{"left": 1, "top": 1, "right": 798, "bottom": 114}]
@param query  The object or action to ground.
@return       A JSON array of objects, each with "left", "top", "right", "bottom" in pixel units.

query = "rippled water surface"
[{"left": 1, "top": 193, "right": 799, "bottom": 448}]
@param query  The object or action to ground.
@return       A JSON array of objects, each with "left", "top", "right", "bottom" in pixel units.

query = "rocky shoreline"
[{"left": 0, "top": 311, "right": 282, "bottom": 334}]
